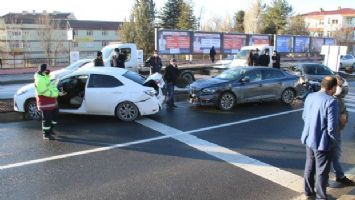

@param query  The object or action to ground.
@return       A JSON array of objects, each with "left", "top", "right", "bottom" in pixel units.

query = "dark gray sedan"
[{"left": 189, "top": 67, "right": 299, "bottom": 111}]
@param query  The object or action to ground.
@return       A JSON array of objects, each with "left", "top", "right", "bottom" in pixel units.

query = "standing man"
[
  {"left": 272, "top": 50, "right": 280, "bottom": 69},
  {"left": 164, "top": 58, "right": 179, "bottom": 109},
  {"left": 146, "top": 50, "right": 162, "bottom": 74},
  {"left": 332, "top": 76, "right": 354, "bottom": 185},
  {"left": 94, "top": 51, "right": 104, "bottom": 67},
  {"left": 35, "top": 64, "right": 66, "bottom": 140},
  {"left": 117, "top": 49, "right": 126, "bottom": 68},
  {"left": 258, "top": 49, "right": 270, "bottom": 67},
  {"left": 0, "top": 57, "right": 2, "bottom": 68},
  {"left": 209, "top": 46, "right": 216, "bottom": 63},
  {"left": 252, "top": 48, "right": 260, "bottom": 66},
  {"left": 301, "top": 76, "right": 339, "bottom": 200}
]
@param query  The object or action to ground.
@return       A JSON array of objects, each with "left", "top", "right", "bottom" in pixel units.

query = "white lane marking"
[
  {"left": 136, "top": 118, "right": 304, "bottom": 193},
  {"left": 0, "top": 135, "right": 170, "bottom": 170},
  {"left": 347, "top": 108, "right": 355, "bottom": 113},
  {"left": 345, "top": 103, "right": 355, "bottom": 108},
  {"left": 346, "top": 95, "right": 355, "bottom": 100},
  {"left": 345, "top": 98, "right": 355, "bottom": 103},
  {"left": 0, "top": 109, "right": 303, "bottom": 172}
]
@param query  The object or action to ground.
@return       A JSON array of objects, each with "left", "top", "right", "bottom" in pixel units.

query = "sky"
[{"left": 0, "top": 0, "right": 354, "bottom": 23}]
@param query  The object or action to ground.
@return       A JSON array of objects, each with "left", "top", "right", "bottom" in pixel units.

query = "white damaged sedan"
[{"left": 14, "top": 67, "right": 165, "bottom": 122}]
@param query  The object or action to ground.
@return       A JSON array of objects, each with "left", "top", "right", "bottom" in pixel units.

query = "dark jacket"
[
  {"left": 252, "top": 54, "right": 259, "bottom": 66},
  {"left": 272, "top": 54, "right": 280, "bottom": 68},
  {"left": 94, "top": 58, "right": 104, "bottom": 67},
  {"left": 117, "top": 53, "right": 126, "bottom": 68},
  {"left": 146, "top": 56, "right": 162, "bottom": 73},
  {"left": 258, "top": 54, "right": 270, "bottom": 67},
  {"left": 209, "top": 47, "right": 216, "bottom": 57},
  {"left": 164, "top": 64, "right": 179, "bottom": 84}
]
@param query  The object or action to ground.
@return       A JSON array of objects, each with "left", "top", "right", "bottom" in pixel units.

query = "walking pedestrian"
[
  {"left": 258, "top": 49, "right": 270, "bottom": 67},
  {"left": 94, "top": 51, "right": 104, "bottom": 67},
  {"left": 145, "top": 50, "right": 162, "bottom": 74},
  {"left": 34, "top": 64, "right": 66, "bottom": 140},
  {"left": 252, "top": 48, "right": 260, "bottom": 66},
  {"left": 331, "top": 75, "right": 354, "bottom": 185},
  {"left": 164, "top": 58, "right": 179, "bottom": 109},
  {"left": 0, "top": 57, "right": 2, "bottom": 68},
  {"left": 272, "top": 50, "right": 280, "bottom": 69},
  {"left": 247, "top": 51, "right": 254, "bottom": 66},
  {"left": 209, "top": 46, "right": 216, "bottom": 63},
  {"left": 301, "top": 76, "right": 339, "bottom": 200}
]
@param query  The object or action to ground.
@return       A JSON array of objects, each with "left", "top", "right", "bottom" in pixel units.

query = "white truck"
[{"left": 227, "top": 45, "right": 275, "bottom": 68}]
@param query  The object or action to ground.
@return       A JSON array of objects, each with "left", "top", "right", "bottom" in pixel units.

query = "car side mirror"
[
  {"left": 340, "top": 55, "right": 344, "bottom": 59},
  {"left": 240, "top": 77, "right": 250, "bottom": 83}
]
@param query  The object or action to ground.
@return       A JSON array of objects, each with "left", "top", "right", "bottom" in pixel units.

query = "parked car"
[
  {"left": 14, "top": 67, "right": 165, "bottom": 122},
  {"left": 50, "top": 59, "right": 92, "bottom": 80},
  {"left": 340, "top": 54, "right": 355, "bottom": 70},
  {"left": 285, "top": 63, "right": 349, "bottom": 99},
  {"left": 189, "top": 66, "right": 299, "bottom": 111}
]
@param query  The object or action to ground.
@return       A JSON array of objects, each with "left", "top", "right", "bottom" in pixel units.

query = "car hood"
[
  {"left": 50, "top": 69, "right": 72, "bottom": 79},
  {"left": 191, "top": 78, "right": 231, "bottom": 89}
]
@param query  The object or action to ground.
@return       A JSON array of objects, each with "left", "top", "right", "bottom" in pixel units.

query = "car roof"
[
  {"left": 229, "top": 66, "right": 280, "bottom": 70},
  {"left": 64, "top": 67, "right": 128, "bottom": 78}
]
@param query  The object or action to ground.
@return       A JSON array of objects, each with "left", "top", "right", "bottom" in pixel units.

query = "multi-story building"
[
  {"left": 302, "top": 7, "right": 355, "bottom": 54},
  {"left": 0, "top": 11, "right": 122, "bottom": 68}
]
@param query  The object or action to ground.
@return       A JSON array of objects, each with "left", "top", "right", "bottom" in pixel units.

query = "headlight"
[
  {"left": 202, "top": 87, "right": 218, "bottom": 94},
  {"left": 16, "top": 88, "right": 29, "bottom": 96},
  {"left": 144, "top": 90, "right": 157, "bottom": 97}
]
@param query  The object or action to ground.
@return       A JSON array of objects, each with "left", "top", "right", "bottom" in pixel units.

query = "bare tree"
[
  {"left": 37, "top": 14, "right": 65, "bottom": 66},
  {"left": 201, "top": 15, "right": 222, "bottom": 31},
  {"left": 334, "top": 27, "right": 354, "bottom": 53},
  {"left": 282, "top": 15, "right": 309, "bottom": 35},
  {"left": 244, "top": 0, "right": 265, "bottom": 34}
]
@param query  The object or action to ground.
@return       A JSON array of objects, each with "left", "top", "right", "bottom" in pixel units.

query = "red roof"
[{"left": 302, "top": 8, "right": 355, "bottom": 16}]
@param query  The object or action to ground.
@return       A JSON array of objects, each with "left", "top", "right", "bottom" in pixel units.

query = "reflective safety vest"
[{"left": 34, "top": 72, "right": 59, "bottom": 111}]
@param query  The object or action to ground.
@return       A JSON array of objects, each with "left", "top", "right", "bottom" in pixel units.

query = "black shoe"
[
  {"left": 172, "top": 104, "right": 178, "bottom": 108},
  {"left": 336, "top": 176, "right": 355, "bottom": 185},
  {"left": 43, "top": 134, "right": 55, "bottom": 140}
]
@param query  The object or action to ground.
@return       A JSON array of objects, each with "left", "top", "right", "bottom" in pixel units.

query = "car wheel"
[
  {"left": 218, "top": 92, "right": 235, "bottom": 111},
  {"left": 25, "top": 99, "right": 41, "bottom": 120},
  {"left": 281, "top": 88, "right": 295, "bottom": 104},
  {"left": 180, "top": 71, "right": 195, "bottom": 84},
  {"left": 115, "top": 101, "right": 139, "bottom": 122}
]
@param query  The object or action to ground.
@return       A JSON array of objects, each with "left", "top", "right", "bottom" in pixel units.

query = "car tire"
[
  {"left": 25, "top": 99, "right": 41, "bottom": 120},
  {"left": 180, "top": 71, "right": 195, "bottom": 84},
  {"left": 218, "top": 92, "right": 236, "bottom": 111},
  {"left": 115, "top": 101, "right": 139, "bottom": 122},
  {"left": 281, "top": 88, "right": 295, "bottom": 104}
]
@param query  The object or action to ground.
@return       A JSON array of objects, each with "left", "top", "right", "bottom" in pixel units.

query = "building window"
[
  {"left": 102, "top": 41, "right": 109, "bottom": 46},
  {"left": 87, "top": 31, "right": 93, "bottom": 36},
  {"left": 102, "top": 31, "right": 107, "bottom": 36},
  {"left": 332, "top": 19, "right": 338, "bottom": 24}
]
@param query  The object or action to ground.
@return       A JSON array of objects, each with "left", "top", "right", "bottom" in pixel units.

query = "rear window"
[
  {"left": 303, "top": 64, "right": 333, "bottom": 75},
  {"left": 122, "top": 71, "right": 145, "bottom": 85}
]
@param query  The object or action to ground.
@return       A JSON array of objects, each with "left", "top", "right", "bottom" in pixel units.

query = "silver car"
[{"left": 189, "top": 67, "right": 299, "bottom": 111}]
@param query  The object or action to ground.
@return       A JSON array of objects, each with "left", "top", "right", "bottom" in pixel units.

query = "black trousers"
[
  {"left": 304, "top": 146, "right": 332, "bottom": 199},
  {"left": 41, "top": 108, "right": 58, "bottom": 135}
]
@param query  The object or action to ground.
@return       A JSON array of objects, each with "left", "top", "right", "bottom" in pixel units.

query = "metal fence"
[{"left": 0, "top": 57, "right": 70, "bottom": 69}]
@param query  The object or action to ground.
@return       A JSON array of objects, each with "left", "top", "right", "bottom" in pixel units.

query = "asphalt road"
[{"left": 0, "top": 85, "right": 355, "bottom": 200}]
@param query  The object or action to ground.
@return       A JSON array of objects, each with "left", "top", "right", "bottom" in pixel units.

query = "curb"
[
  {"left": 0, "top": 112, "right": 25, "bottom": 123},
  {"left": 0, "top": 79, "right": 33, "bottom": 85}
]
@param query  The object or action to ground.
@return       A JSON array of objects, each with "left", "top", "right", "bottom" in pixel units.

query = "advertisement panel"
[
  {"left": 294, "top": 36, "right": 310, "bottom": 53},
  {"left": 275, "top": 35, "right": 293, "bottom": 53},
  {"left": 157, "top": 30, "right": 191, "bottom": 54},
  {"left": 222, "top": 34, "right": 247, "bottom": 54},
  {"left": 324, "top": 38, "right": 336, "bottom": 45},
  {"left": 248, "top": 35, "right": 270, "bottom": 46},
  {"left": 310, "top": 37, "right": 324, "bottom": 52},
  {"left": 193, "top": 32, "right": 221, "bottom": 54}
]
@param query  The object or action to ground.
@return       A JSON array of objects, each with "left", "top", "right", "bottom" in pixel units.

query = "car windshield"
[
  {"left": 102, "top": 47, "right": 113, "bottom": 60},
  {"left": 236, "top": 50, "right": 250, "bottom": 59},
  {"left": 122, "top": 71, "right": 146, "bottom": 85},
  {"left": 215, "top": 68, "right": 247, "bottom": 80},
  {"left": 303, "top": 64, "right": 334, "bottom": 75}
]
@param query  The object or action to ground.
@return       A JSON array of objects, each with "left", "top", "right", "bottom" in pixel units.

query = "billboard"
[
  {"left": 310, "top": 37, "right": 324, "bottom": 52},
  {"left": 193, "top": 32, "right": 221, "bottom": 54},
  {"left": 275, "top": 35, "right": 293, "bottom": 53},
  {"left": 157, "top": 30, "right": 192, "bottom": 54},
  {"left": 294, "top": 36, "right": 310, "bottom": 53},
  {"left": 248, "top": 35, "right": 270, "bottom": 46},
  {"left": 324, "top": 38, "right": 336, "bottom": 45},
  {"left": 222, "top": 34, "right": 247, "bottom": 54}
]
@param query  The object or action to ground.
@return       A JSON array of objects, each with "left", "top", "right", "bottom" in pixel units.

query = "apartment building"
[
  {"left": 302, "top": 7, "right": 355, "bottom": 53},
  {"left": 0, "top": 11, "right": 122, "bottom": 68}
]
